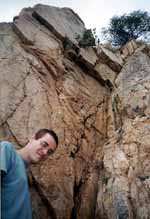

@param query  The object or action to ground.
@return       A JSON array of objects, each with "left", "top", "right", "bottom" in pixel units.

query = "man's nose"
[{"left": 43, "top": 148, "right": 48, "bottom": 155}]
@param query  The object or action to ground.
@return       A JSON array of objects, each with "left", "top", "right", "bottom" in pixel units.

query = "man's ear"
[
  {"left": 29, "top": 134, "right": 36, "bottom": 143},
  {"left": 32, "top": 134, "right": 36, "bottom": 140}
]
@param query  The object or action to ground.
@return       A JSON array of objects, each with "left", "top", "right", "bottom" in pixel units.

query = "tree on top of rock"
[{"left": 101, "top": 10, "right": 150, "bottom": 46}]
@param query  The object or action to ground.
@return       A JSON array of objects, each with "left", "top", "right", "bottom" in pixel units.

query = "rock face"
[{"left": 0, "top": 4, "right": 150, "bottom": 219}]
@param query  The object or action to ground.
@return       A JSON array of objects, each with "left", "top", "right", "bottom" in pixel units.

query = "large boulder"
[{"left": 0, "top": 6, "right": 108, "bottom": 219}]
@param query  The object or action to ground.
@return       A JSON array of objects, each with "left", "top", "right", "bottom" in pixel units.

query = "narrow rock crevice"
[
  {"left": 70, "top": 178, "right": 83, "bottom": 219},
  {"left": 31, "top": 174, "right": 57, "bottom": 219}
]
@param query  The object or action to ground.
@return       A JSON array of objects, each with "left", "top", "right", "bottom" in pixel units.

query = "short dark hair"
[{"left": 34, "top": 129, "right": 58, "bottom": 146}]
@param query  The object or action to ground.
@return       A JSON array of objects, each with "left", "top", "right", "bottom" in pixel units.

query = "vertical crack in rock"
[
  {"left": 112, "top": 94, "right": 123, "bottom": 132},
  {"left": 21, "top": 46, "right": 60, "bottom": 79},
  {"left": 0, "top": 78, "right": 28, "bottom": 126},
  {"left": 70, "top": 178, "right": 83, "bottom": 219},
  {"left": 31, "top": 174, "right": 57, "bottom": 219}
]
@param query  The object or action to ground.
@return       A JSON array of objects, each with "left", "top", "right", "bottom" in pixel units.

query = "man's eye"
[{"left": 41, "top": 142, "right": 48, "bottom": 147}]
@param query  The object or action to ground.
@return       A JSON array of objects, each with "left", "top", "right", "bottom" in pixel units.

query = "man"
[{"left": 0, "top": 128, "right": 58, "bottom": 219}]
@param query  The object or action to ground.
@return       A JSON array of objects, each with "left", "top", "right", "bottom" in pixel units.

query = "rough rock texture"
[
  {"left": 120, "top": 40, "right": 138, "bottom": 59},
  {"left": 0, "top": 4, "right": 150, "bottom": 219},
  {"left": 97, "top": 47, "right": 150, "bottom": 219}
]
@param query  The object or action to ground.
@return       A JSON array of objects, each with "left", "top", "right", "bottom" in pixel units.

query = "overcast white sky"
[{"left": 0, "top": 0, "right": 149, "bottom": 34}]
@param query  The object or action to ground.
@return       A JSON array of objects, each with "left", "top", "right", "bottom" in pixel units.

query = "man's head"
[
  {"left": 26, "top": 129, "right": 58, "bottom": 163},
  {"left": 34, "top": 129, "right": 58, "bottom": 146}
]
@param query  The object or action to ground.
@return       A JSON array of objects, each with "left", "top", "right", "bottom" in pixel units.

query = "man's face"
[{"left": 28, "top": 133, "right": 57, "bottom": 163}]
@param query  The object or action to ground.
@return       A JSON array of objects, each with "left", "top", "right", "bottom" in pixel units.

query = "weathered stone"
[
  {"left": 96, "top": 45, "right": 123, "bottom": 72},
  {"left": 0, "top": 8, "right": 108, "bottom": 219},
  {"left": 13, "top": 7, "right": 61, "bottom": 58},
  {"left": 113, "top": 192, "right": 133, "bottom": 219},
  {"left": 121, "top": 40, "right": 138, "bottom": 59},
  {"left": 33, "top": 4, "right": 85, "bottom": 44},
  {"left": 0, "top": 4, "right": 150, "bottom": 219},
  {"left": 95, "top": 63, "right": 117, "bottom": 85},
  {"left": 79, "top": 47, "right": 98, "bottom": 66},
  {"left": 101, "top": 50, "right": 150, "bottom": 219}
]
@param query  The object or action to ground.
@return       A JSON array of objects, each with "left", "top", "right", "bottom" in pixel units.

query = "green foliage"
[
  {"left": 76, "top": 29, "right": 96, "bottom": 48},
  {"left": 101, "top": 174, "right": 110, "bottom": 184},
  {"left": 102, "top": 10, "right": 150, "bottom": 46},
  {"left": 63, "top": 35, "right": 76, "bottom": 51}
]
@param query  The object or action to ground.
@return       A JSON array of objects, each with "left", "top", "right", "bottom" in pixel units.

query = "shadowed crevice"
[{"left": 31, "top": 174, "right": 57, "bottom": 219}]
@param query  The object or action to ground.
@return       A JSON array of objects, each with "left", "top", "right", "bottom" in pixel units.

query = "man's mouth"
[
  {"left": 37, "top": 152, "right": 46, "bottom": 159},
  {"left": 37, "top": 152, "right": 42, "bottom": 157}
]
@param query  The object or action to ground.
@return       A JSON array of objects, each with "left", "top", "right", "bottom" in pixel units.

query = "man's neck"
[{"left": 17, "top": 145, "right": 31, "bottom": 165}]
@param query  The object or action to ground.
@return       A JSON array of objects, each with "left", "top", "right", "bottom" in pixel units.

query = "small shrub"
[{"left": 76, "top": 29, "right": 96, "bottom": 48}]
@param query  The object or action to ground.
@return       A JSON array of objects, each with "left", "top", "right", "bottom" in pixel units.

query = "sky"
[{"left": 0, "top": 0, "right": 149, "bottom": 35}]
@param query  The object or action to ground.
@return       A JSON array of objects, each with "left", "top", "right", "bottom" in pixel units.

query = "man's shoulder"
[
  {"left": 0, "top": 141, "right": 16, "bottom": 158},
  {"left": 0, "top": 141, "right": 14, "bottom": 151},
  {"left": 0, "top": 141, "right": 16, "bottom": 173}
]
